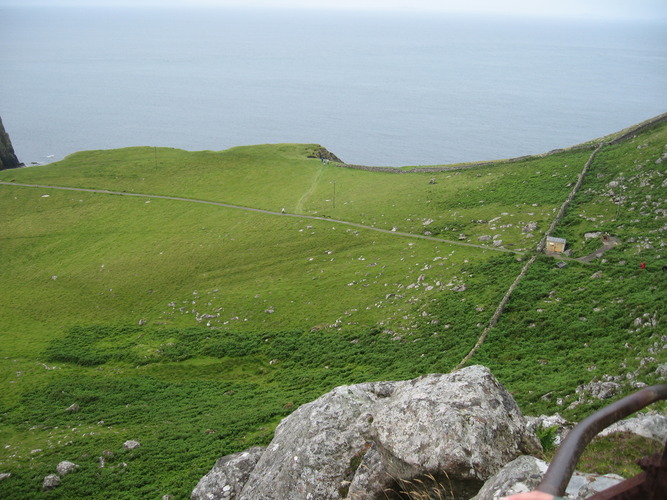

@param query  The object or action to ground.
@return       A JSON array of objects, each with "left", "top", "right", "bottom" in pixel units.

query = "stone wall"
[{"left": 608, "top": 111, "right": 667, "bottom": 146}]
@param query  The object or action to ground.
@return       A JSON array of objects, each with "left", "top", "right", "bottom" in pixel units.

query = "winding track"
[
  {"left": 295, "top": 163, "right": 324, "bottom": 213},
  {"left": 0, "top": 180, "right": 522, "bottom": 254}
]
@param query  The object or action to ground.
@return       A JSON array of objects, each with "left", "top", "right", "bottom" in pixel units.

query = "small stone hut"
[{"left": 545, "top": 236, "right": 567, "bottom": 253}]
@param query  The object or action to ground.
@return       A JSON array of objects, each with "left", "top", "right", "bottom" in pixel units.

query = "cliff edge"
[{"left": 0, "top": 116, "right": 21, "bottom": 170}]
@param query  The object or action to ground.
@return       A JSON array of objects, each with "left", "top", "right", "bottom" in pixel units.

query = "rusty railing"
[{"left": 536, "top": 384, "right": 667, "bottom": 499}]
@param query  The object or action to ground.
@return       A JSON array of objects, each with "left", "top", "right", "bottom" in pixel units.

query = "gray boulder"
[
  {"left": 196, "top": 366, "right": 540, "bottom": 500},
  {"left": 471, "top": 455, "right": 623, "bottom": 500},
  {"left": 366, "top": 367, "right": 539, "bottom": 485},
  {"left": 238, "top": 381, "right": 380, "bottom": 500},
  {"left": 42, "top": 474, "right": 61, "bottom": 490},
  {"left": 56, "top": 460, "right": 79, "bottom": 476},
  {"left": 191, "top": 447, "right": 265, "bottom": 500},
  {"left": 599, "top": 412, "right": 667, "bottom": 443},
  {"left": 123, "top": 440, "right": 141, "bottom": 450},
  {"left": 471, "top": 455, "right": 546, "bottom": 499}
]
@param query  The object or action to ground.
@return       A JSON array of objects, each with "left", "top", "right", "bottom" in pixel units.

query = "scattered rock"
[
  {"left": 42, "top": 474, "right": 61, "bottom": 490},
  {"left": 569, "top": 381, "right": 621, "bottom": 409},
  {"left": 478, "top": 235, "right": 492, "bottom": 241},
  {"left": 0, "top": 473, "right": 10, "bottom": 481},
  {"left": 471, "top": 455, "right": 623, "bottom": 500},
  {"left": 599, "top": 412, "right": 667, "bottom": 443},
  {"left": 66, "top": 403, "right": 80, "bottom": 413},
  {"left": 522, "top": 222, "right": 537, "bottom": 233},
  {"left": 525, "top": 413, "right": 571, "bottom": 446},
  {"left": 56, "top": 461, "right": 79, "bottom": 476},
  {"left": 123, "top": 440, "right": 141, "bottom": 450},
  {"left": 590, "top": 271, "right": 603, "bottom": 279},
  {"left": 452, "top": 284, "right": 467, "bottom": 292}
]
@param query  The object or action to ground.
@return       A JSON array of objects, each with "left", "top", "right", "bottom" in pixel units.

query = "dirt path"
[
  {"left": 0, "top": 181, "right": 521, "bottom": 254},
  {"left": 577, "top": 236, "right": 621, "bottom": 263},
  {"left": 295, "top": 164, "right": 324, "bottom": 213}
]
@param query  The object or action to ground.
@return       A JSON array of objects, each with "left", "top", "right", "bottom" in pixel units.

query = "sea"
[{"left": 1, "top": 6, "right": 666, "bottom": 167}]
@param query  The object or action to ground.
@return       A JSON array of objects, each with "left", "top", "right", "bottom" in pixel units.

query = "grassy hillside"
[{"left": 1, "top": 119, "right": 666, "bottom": 498}]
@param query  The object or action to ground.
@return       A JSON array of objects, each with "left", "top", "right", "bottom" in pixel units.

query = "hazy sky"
[{"left": 1, "top": 0, "right": 666, "bottom": 21}]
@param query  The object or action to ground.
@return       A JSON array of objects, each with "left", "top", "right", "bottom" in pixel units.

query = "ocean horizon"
[{"left": 1, "top": 6, "right": 666, "bottom": 167}]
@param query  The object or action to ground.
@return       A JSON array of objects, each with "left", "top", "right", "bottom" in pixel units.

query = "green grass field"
[{"left": 1, "top": 121, "right": 666, "bottom": 498}]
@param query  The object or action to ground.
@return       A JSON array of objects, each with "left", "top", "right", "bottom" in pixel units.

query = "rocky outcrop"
[
  {"left": 599, "top": 412, "right": 667, "bottom": 443},
  {"left": 471, "top": 455, "right": 624, "bottom": 500},
  {"left": 192, "top": 365, "right": 541, "bottom": 500},
  {"left": 193, "top": 367, "right": 666, "bottom": 499},
  {"left": 308, "top": 146, "right": 344, "bottom": 164},
  {"left": 0, "top": 116, "right": 21, "bottom": 170},
  {"left": 191, "top": 447, "right": 264, "bottom": 500}
]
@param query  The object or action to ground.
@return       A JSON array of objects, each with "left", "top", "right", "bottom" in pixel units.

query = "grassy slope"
[{"left": 0, "top": 128, "right": 666, "bottom": 498}]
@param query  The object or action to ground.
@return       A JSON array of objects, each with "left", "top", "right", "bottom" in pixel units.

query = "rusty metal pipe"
[{"left": 537, "top": 384, "right": 667, "bottom": 497}]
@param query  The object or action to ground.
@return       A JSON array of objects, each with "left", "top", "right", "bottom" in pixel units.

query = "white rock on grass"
[
  {"left": 42, "top": 474, "right": 61, "bottom": 490},
  {"left": 56, "top": 461, "right": 79, "bottom": 476},
  {"left": 123, "top": 440, "right": 141, "bottom": 450}
]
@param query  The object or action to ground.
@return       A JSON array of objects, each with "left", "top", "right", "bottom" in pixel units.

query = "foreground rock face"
[
  {"left": 0, "top": 116, "right": 21, "bottom": 170},
  {"left": 472, "top": 455, "right": 624, "bottom": 500},
  {"left": 193, "top": 365, "right": 540, "bottom": 500},
  {"left": 191, "top": 447, "right": 264, "bottom": 500}
]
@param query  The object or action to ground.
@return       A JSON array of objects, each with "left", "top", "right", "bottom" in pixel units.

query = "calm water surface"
[{"left": 1, "top": 7, "right": 666, "bottom": 166}]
